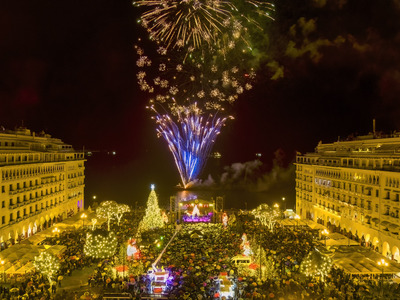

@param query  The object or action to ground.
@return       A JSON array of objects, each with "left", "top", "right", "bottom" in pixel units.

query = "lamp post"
[
  {"left": 52, "top": 227, "right": 60, "bottom": 237},
  {"left": 322, "top": 229, "right": 329, "bottom": 246},
  {"left": 1, "top": 260, "right": 5, "bottom": 283},
  {"left": 259, "top": 233, "right": 262, "bottom": 281},
  {"left": 81, "top": 213, "right": 87, "bottom": 228},
  {"left": 282, "top": 197, "right": 286, "bottom": 211},
  {"left": 377, "top": 258, "right": 388, "bottom": 297},
  {"left": 294, "top": 214, "right": 300, "bottom": 230}
]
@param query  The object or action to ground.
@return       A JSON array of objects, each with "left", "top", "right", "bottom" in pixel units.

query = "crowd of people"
[{"left": 2, "top": 209, "right": 400, "bottom": 299}]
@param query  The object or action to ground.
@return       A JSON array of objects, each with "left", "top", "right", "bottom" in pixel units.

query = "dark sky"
[{"left": 1, "top": 0, "right": 400, "bottom": 207}]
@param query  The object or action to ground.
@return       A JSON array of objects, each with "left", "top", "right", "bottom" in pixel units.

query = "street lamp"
[
  {"left": 1, "top": 260, "right": 5, "bottom": 283},
  {"left": 294, "top": 214, "right": 300, "bottom": 229},
  {"left": 377, "top": 258, "right": 388, "bottom": 297},
  {"left": 52, "top": 227, "right": 60, "bottom": 237},
  {"left": 81, "top": 213, "right": 87, "bottom": 228},
  {"left": 322, "top": 229, "right": 329, "bottom": 246},
  {"left": 282, "top": 197, "right": 286, "bottom": 211}
]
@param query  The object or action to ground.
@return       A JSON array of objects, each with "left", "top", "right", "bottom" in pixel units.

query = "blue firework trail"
[{"left": 151, "top": 105, "right": 227, "bottom": 188}]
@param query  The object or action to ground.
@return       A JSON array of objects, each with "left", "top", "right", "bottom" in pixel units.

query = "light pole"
[
  {"left": 282, "top": 197, "right": 286, "bottom": 211},
  {"left": 273, "top": 203, "right": 280, "bottom": 220},
  {"left": 294, "top": 214, "right": 300, "bottom": 230},
  {"left": 81, "top": 213, "right": 87, "bottom": 228},
  {"left": 1, "top": 260, "right": 5, "bottom": 283},
  {"left": 52, "top": 227, "right": 60, "bottom": 237},
  {"left": 322, "top": 229, "right": 329, "bottom": 246},
  {"left": 259, "top": 233, "right": 262, "bottom": 281},
  {"left": 377, "top": 258, "right": 388, "bottom": 297}
]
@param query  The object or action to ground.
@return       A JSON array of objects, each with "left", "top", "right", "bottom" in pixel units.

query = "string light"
[
  {"left": 84, "top": 231, "right": 118, "bottom": 259},
  {"left": 300, "top": 249, "right": 332, "bottom": 281},
  {"left": 33, "top": 252, "right": 60, "bottom": 284}
]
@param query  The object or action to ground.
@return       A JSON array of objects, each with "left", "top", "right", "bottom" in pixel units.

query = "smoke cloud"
[{"left": 190, "top": 150, "right": 295, "bottom": 193}]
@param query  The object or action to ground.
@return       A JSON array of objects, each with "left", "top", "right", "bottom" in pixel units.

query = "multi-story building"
[
  {"left": 0, "top": 127, "right": 85, "bottom": 249},
  {"left": 296, "top": 133, "right": 400, "bottom": 261}
]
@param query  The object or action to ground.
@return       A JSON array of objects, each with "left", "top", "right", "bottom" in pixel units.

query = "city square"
[{"left": 1, "top": 0, "right": 400, "bottom": 299}]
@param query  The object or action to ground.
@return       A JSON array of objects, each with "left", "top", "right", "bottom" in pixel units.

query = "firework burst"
[
  {"left": 134, "top": 0, "right": 274, "bottom": 188},
  {"left": 148, "top": 103, "right": 230, "bottom": 188},
  {"left": 134, "top": 0, "right": 274, "bottom": 55}
]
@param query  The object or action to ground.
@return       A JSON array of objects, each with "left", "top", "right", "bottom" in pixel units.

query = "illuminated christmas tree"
[
  {"left": 84, "top": 229, "right": 118, "bottom": 259},
  {"left": 33, "top": 252, "right": 60, "bottom": 285},
  {"left": 300, "top": 249, "right": 332, "bottom": 281},
  {"left": 138, "top": 184, "right": 164, "bottom": 233}
]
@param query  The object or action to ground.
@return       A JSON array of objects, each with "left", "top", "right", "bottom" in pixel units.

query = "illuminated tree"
[
  {"left": 96, "top": 200, "right": 119, "bottom": 231},
  {"left": 84, "top": 229, "right": 118, "bottom": 259},
  {"left": 116, "top": 204, "right": 131, "bottom": 226},
  {"left": 138, "top": 185, "right": 164, "bottom": 233},
  {"left": 253, "top": 245, "right": 276, "bottom": 281},
  {"left": 33, "top": 252, "right": 60, "bottom": 285},
  {"left": 252, "top": 204, "right": 279, "bottom": 232},
  {"left": 300, "top": 249, "right": 332, "bottom": 281}
]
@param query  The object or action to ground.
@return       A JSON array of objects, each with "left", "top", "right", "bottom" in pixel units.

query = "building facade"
[
  {"left": 296, "top": 133, "right": 400, "bottom": 261},
  {"left": 0, "top": 127, "right": 85, "bottom": 249}
]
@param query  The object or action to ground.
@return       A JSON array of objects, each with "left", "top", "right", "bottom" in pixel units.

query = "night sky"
[{"left": 1, "top": 0, "right": 400, "bottom": 208}]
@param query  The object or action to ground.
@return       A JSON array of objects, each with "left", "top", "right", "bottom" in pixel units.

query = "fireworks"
[
  {"left": 149, "top": 103, "right": 230, "bottom": 187},
  {"left": 134, "top": 0, "right": 274, "bottom": 188},
  {"left": 134, "top": 0, "right": 274, "bottom": 54},
  {"left": 135, "top": 44, "right": 256, "bottom": 109}
]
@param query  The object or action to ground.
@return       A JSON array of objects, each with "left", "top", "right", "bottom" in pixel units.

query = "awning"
[
  {"left": 389, "top": 223, "right": 400, "bottom": 232},
  {"left": 381, "top": 221, "right": 391, "bottom": 228}
]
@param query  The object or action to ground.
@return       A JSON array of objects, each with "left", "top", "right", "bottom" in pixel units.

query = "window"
[
  {"left": 375, "top": 204, "right": 379, "bottom": 212},
  {"left": 9, "top": 199, "right": 12, "bottom": 206},
  {"left": 1, "top": 201, "right": 4, "bottom": 208},
  {"left": 9, "top": 213, "right": 13, "bottom": 222},
  {"left": 1, "top": 186, "right": 4, "bottom": 193},
  {"left": 1, "top": 216, "right": 4, "bottom": 224},
  {"left": 376, "top": 190, "right": 379, "bottom": 197}
]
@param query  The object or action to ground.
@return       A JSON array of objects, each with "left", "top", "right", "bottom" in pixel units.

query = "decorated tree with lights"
[
  {"left": 96, "top": 200, "right": 119, "bottom": 231},
  {"left": 84, "top": 229, "right": 118, "bottom": 259},
  {"left": 252, "top": 204, "right": 279, "bottom": 232},
  {"left": 33, "top": 252, "right": 60, "bottom": 285},
  {"left": 300, "top": 249, "right": 332, "bottom": 281},
  {"left": 253, "top": 245, "right": 276, "bottom": 281},
  {"left": 116, "top": 204, "right": 131, "bottom": 226},
  {"left": 138, "top": 185, "right": 164, "bottom": 233}
]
